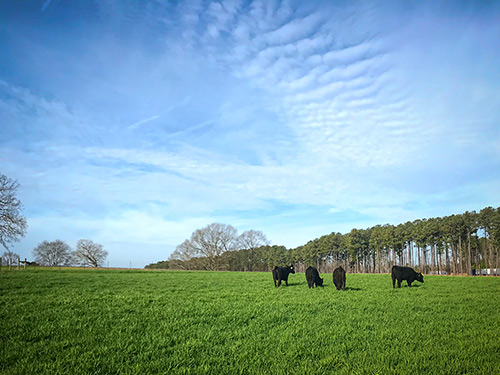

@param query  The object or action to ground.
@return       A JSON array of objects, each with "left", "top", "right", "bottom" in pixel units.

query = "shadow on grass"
[
  {"left": 328, "top": 286, "right": 362, "bottom": 291},
  {"left": 301, "top": 285, "right": 363, "bottom": 291},
  {"left": 272, "top": 283, "right": 363, "bottom": 290},
  {"left": 272, "top": 282, "right": 302, "bottom": 287},
  {"left": 393, "top": 284, "right": 422, "bottom": 288},
  {"left": 285, "top": 282, "right": 303, "bottom": 286}
]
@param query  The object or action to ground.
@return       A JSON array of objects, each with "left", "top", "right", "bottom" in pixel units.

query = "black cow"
[
  {"left": 332, "top": 266, "right": 346, "bottom": 290},
  {"left": 305, "top": 266, "right": 323, "bottom": 288},
  {"left": 391, "top": 265, "right": 424, "bottom": 288},
  {"left": 273, "top": 265, "right": 295, "bottom": 287}
]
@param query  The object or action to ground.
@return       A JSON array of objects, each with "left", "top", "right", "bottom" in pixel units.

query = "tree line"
[
  {"left": 147, "top": 207, "right": 500, "bottom": 275},
  {"left": 1, "top": 172, "right": 498, "bottom": 274},
  {"left": 1, "top": 173, "right": 109, "bottom": 268},
  {"left": 1, "top": 239, "right": 109, "bottom": 268},
  {"left": 148, "top": 223, "right": 272, "bottom": 271}
]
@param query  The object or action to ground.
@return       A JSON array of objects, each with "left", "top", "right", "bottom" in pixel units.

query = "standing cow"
[
  {"left": 305, "top": 266, "right": 323, "bottom": 288},
  {"left": 273, "top": 265, "right": 295, "bottom": 287},
  {"left": 391, "top": 265, "right": 424, "bottom": 288},
  {"left": 332, "top": 266, "right": 346, "bottom": 290}
]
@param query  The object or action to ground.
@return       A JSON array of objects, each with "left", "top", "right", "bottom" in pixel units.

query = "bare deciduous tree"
[
  {"left": 190, "top": 223, "right": 238, "bottom": 270},
  {"left": 172, "top": 240, "right": 195, "bottom": 261},
  {"left": 238, "top": 230, "right": 270, "bottom": 250},
  {"left": 238, "top": 230, "right": 270, "bottom": 271},
  {"left": 170, "top": 224, "right": 271, "bottom": 271},
  {"left": 0, "top": 174, "right": 28, "bottom": 250},
  {"left": 169, "top": 240, "right": 197, "bottom": 269},
  {"left": 1, "top": 250, "right": 20, "bottom": 266},
  {"left": 32, "top": 240, "right": 72, "bottom": 266},
  {"left": 74, "top": 239, "right": 108, "bottom": 267}
]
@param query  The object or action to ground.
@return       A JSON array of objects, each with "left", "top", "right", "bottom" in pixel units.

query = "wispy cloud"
[
  {"left": 1, "top": 1, "right": 499, "bottom": 266},
  {"left": 40, "top": 0, "right": 51, "bottom": 12},
  {"left": 128, "top": 115, "right": 160, "bottom": 130}
]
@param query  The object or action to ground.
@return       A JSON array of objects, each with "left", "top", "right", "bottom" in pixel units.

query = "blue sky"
[{"left": 1, "top": 0, "right": 499, "bottom": 268}]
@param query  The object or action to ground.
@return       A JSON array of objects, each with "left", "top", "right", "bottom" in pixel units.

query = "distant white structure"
[
  {"left": 428, "top": 271, "right": 448, "bottom": 275},
  {"left": 472, "top": 269, "right": 500, "bottom": 276}
]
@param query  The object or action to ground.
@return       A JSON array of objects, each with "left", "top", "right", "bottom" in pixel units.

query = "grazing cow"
[
  {"left": 273, "top": 265, "right": 295, "bottom": 287},
  {"left": 332, "top": 266, "right": 346, "bottom": 290},
  {"left": 391, "top": 265, "right": 424, "bottom": 288},
  {"left": 305, "top": 266, "right": 324, "bottom": 288}
]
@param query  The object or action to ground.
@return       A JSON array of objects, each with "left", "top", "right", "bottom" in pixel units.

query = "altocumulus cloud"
[{"left": 1, "top": 0, "right": 499, "bottom": 267}]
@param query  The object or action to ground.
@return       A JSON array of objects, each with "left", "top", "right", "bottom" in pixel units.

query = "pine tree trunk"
[
  {"left": 436, "top": 248, "right": 440, "bottom": 274},
  {"left": 445, "top": 245, "right": 450, "bottom": 274},
  {"left": 402, "top": 241, "right": 406, "bottom": 265},
  {"left": 489, "top": 239, "right": 493, "bottom": 276},
  {"left": 458, "top": 236, "right": 463, "bottom": 275},
  {"left": 408, "top": 242, "right": 412, "bottom": 267},
  {"left": 430, "top": 244, "right": 435, "bottom": 274},
  {"left": 467, "top": 232, "right": 472, "bottom": 275},
  {"left": 423, "top": 248, "right": 428, "bottom": 274},
  {"left": 477, "top": 243, "right": 482, "bottom": 276},
  {"left": 451, "top": 243, "right": 457, "bottom": 275},
  {"left": 494, "top": 248, "right": 498, "bottom": 276}
]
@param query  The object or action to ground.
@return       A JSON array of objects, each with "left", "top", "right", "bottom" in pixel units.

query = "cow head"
[
  {"left": 289, "top": 265, "right": 295, "bottom": 274},
  {"left": 317, "top": 277, "right": 324, "bottom": 287},
  {"left": 416, "top": 272, "right": 424, "bottom": 283}
]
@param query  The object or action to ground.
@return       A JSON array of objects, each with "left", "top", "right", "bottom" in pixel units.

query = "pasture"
[{"left": 1, "top": 269, "right": 499, "bottom": 374}]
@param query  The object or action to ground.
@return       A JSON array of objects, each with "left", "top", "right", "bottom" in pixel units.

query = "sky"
[{"left": 1, "top": 0, "right": 499, "bottom": 268}]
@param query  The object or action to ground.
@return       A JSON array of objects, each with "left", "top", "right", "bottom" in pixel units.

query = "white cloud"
[
  {"left": 2, "top": 0, "right": 499, "bottom": 267},
  {"left": 262, "top": 12, "right": 326, "bottom": 46},
  {"left": 128, "top": 115, "right": 160, "bottom": 130}
]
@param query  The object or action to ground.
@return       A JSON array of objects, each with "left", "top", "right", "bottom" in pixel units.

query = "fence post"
[
  {"left": 0, "top": 257, "right": 2, "bottom": 272},
  {"left": 24, "top": 258, "right": 27, "bottom": 270},
  {"left": 18, "top": 257, "right": 20, "bottom": 270}
]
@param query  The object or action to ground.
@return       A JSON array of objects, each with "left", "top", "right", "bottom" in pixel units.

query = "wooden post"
[
  {"left": 18, "top": 257, "right": 20, "bottom": 270},
  {"left": 0, "top": 257, "right": 2, "bottom": 272},
  {"left": 24, "top": 258, "right": 27, "bottom": 270}
]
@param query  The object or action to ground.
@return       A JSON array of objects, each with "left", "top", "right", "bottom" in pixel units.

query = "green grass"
[{"left": 1, "top": 269, "right": 499, "bottom": 374}]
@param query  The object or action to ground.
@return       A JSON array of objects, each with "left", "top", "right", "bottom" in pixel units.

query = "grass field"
[{"left": 1, "top": 269, "right": 500, "bottom": 374}]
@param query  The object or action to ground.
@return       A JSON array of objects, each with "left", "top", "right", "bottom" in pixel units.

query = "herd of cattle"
[{"left": 272, "top": 265, "right": 424, "bottom": 289}]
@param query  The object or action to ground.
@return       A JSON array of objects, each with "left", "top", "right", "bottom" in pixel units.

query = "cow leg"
[
  {"left": 277, "top": 278, "right": 282, "bottom": 287},
  {"left": 285, "top": 278, "right": 289, "bottom": 286},
  {"left": 397, "top": 279, "right": 402, "bottom": 288},
  {"left": 392, "top": 276, "right": 396, "bottom": 288},
  {"left": 407, "top": 281, "right": 412, "bottom": 287}
]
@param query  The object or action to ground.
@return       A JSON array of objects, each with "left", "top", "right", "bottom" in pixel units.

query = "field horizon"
[{"left": 1, "top": 268, "right": 499, "bottom": 374}]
